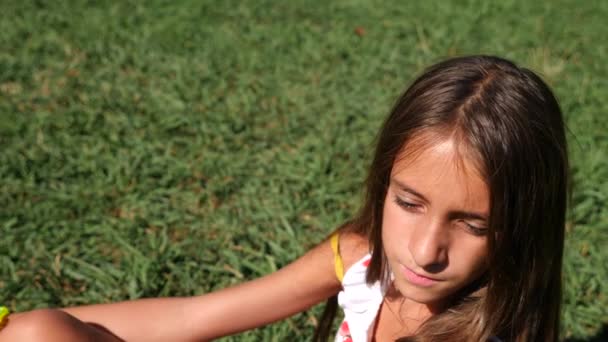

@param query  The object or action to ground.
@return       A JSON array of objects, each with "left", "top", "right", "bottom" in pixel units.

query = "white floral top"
[{"left": 335, "top": 253, "right": 387, "bottom": 342}]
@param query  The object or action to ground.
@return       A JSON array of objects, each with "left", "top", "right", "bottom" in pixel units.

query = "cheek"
[
  {"left": 381, "top": 201, "right": 399, "bottom": 258},
  {"left": 381, "top": 199, "right": 416, "bottom": 258},
  {"left": 451, "top": 241, "right": 488, "bottom": 278}
]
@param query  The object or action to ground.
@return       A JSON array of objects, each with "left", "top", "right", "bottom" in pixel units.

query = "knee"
[{"left": 0, "top": 309, "right": 79, "bottom": 341}]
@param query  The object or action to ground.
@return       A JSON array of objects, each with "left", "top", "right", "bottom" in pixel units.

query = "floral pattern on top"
[{"left": 335, "top": 254, "right": 386, "bottom": 342}]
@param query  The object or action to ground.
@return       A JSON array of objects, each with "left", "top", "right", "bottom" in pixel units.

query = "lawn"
[{"left": 0, "top": 0, "right": 606, "bottom": 340}]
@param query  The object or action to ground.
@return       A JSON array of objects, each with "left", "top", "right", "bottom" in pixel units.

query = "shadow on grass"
[{"left": 565, "top": 324, "right": 608, "bottom": 342}]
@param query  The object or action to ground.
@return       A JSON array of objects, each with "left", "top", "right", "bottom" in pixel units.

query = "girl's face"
[{"left": 382, "top": 137, "right": 489, "bottom": 306}]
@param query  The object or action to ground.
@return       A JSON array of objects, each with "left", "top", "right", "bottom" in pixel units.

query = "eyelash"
[
  {"left": 393, "top": 196, "right": 488, "bottom": 236},
  {"left": 465, "top": 224, "right": 488, "bottom": 237},
  {"left": 393, "top": 196, "right": 420, "bottom": 211}
]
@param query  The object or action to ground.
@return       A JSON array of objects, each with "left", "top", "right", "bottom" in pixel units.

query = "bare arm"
[{"left": 58, "top": 237, "right": 342, "bottom": 341}]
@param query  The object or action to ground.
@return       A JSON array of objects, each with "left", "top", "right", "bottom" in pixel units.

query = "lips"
[{"left": 401, "top": 264, "right": 441, "bottom": 287}]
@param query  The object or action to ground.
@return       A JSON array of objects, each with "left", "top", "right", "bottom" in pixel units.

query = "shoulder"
[{"left": 337, "top": 229, "right": 370, "bottom": 272}]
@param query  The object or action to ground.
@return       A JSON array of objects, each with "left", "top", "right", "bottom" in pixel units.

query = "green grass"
[{"left": 0, "top": 0, "right": 606, "bottom": 340}]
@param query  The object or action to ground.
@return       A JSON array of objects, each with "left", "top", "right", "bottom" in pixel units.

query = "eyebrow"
[
  {"left": 391, "top": 178, "right": 430, "bottom": 203},
  {"left": 390, "top": 178, "right": 489, "bottom": 221}
]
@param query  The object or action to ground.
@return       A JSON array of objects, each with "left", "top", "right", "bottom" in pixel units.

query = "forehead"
[{"left": 391, "top": 137, "right": 489, "bottom": 212}]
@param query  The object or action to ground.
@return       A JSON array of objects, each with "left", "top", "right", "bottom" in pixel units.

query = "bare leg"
[{"left": 0, "top": 309, "right": 123, "bottom": 342}]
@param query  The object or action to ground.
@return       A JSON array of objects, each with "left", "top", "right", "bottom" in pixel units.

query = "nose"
[{"left": 408, "top": 218, "right": 448, "bottom": 272}]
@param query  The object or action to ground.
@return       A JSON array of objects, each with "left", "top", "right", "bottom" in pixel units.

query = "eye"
[
  {"left": 393, "top": 196, "right": 420, "bottom": 211},
  {"left": 462, "top": 222, "right": 488, "bottom": 237}
]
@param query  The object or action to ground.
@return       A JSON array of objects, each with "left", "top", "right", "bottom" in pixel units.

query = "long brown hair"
[{"left": 313, "top": 55, "right": 569, "bottom": 341}]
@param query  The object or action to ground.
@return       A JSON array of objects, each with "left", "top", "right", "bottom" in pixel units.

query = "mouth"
[{"left": 401, "top": 264, "right": 442, "bottom": 287}]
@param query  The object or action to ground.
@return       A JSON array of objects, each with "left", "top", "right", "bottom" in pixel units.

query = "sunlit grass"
[{"left": 0, "top": 1, "right": 606, "bottom": 340}]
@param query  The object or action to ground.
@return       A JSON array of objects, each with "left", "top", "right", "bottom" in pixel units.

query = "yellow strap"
[
  {"left": 330, "top": 232, "right": 344, "bottom": 282},
  {"left": 0, "top": 306, "right": 9, "bottom": 329}
]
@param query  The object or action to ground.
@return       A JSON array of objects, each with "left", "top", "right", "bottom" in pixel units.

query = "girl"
[{"left": 0, "top": 55, "right": 569, "bottom": 341}]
